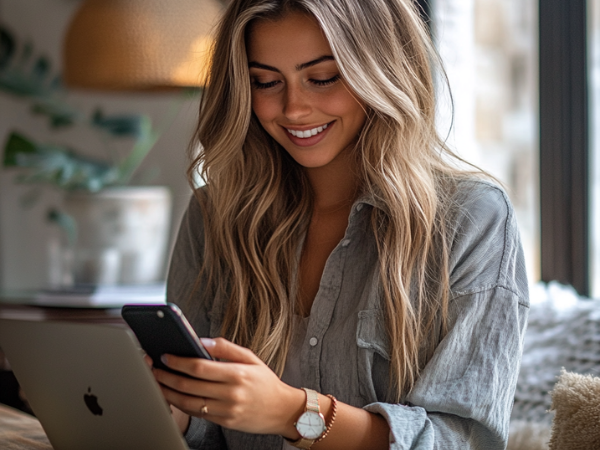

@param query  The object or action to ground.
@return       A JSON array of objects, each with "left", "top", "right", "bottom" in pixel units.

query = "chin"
[
  {"left": 282, "top": 147, "right": 344, "bottom": 170},
  {"left": 289, "top": 155, "right": 338, "bottom": 169}
]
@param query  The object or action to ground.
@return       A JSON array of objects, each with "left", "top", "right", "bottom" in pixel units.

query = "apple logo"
[{"left": 83, "top": 387, "right": 103, "bottom": 416}]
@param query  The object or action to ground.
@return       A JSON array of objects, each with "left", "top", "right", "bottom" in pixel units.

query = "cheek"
[
  {"left": 251, "top": 95, "right": 277, "bottom": 126},
  {"left": 322, "top": 91, "right": 366, "bottom": 125}
]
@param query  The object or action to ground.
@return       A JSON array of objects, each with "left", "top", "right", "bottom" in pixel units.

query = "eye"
[
  {"left": 310, "top": 74, "right": 340, "bottom": 86},
  {"left": 251, "top": 79, "right": 280, "bottom": 90}
]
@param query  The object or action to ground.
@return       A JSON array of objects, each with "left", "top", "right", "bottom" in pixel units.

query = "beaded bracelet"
[{"left": 314, "top": 394, "right": 338, "bottom": 444}]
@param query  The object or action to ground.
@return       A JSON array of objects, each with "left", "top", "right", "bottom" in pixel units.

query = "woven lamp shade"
[{"left": 63, "top": 0, "right": 223, "bottom": 90}]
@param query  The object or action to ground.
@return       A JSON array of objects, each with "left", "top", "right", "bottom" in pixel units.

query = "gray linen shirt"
[{"left": 167, "top": 179, "right": 529, "bottom": 449}]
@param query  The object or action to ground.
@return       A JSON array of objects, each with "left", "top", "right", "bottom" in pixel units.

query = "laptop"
[{"left": 0, "top": 318, "right": 189, "bottom": 450}]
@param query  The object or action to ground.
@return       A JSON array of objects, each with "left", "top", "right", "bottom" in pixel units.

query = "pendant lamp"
[{"left": 63, "top": 0, "right": 223, "bottom": 91}]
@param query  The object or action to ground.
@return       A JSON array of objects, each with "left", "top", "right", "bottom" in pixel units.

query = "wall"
[{"left": 0, "top": 0, "right": 198, "bottom": 289}]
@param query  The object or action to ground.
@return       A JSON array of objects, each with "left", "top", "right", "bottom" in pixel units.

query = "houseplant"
[{"left": 0, "top": 24, "right": 178, "bottom": 286}]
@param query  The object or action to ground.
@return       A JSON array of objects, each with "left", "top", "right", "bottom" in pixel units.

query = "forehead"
[{"left": 246, "top": 12, "right": 333, "bottom": 64}]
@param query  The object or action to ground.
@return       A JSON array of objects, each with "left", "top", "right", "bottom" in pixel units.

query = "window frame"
[{"left": 539, "top": 0, "right": 590, "bottom": 296}]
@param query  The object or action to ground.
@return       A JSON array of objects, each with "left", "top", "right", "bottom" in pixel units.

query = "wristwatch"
[{"left": 288, "top": 388, "right": 327, "bottom": 449}]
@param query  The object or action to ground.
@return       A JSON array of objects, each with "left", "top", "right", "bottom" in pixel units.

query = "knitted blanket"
[{"left": 508, "top": 282, "right": 600, "bottom": 450}]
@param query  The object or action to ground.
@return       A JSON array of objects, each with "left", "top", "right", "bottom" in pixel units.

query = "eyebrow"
[{"left": 248, "top": 55, "right": 335, "bottom": 73}]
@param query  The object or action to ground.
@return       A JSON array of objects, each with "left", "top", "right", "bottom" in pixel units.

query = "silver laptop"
[{"left": 0, "top": 318, "right": 189, "bottom": 450}]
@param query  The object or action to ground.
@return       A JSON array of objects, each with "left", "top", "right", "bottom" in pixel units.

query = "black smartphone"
[{"left": 122, "top": 303, "right": 213, "bottom": 375}]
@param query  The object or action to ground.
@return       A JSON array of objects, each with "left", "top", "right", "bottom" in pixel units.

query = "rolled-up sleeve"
[{"left": 365, "top": 287, "right": 528, "bottom": 448}]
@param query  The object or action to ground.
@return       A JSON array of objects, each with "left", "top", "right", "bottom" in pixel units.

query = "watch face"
[{"left": 296, "top": 411, "right": 326, "bottom": 440}]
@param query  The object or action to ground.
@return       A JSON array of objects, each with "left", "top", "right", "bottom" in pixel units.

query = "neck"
[{"left": 304, "top": 151, "right": 360, "bottom": 213}]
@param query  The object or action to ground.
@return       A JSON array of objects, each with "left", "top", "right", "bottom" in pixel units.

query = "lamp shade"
[{"left": 63, "top": 0, "right": 223, "bottom": 90}]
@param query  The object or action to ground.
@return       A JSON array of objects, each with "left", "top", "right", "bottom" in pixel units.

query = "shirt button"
[
  {"left": 341, "top": 239, "right": 351, "bottom": 247},
  {"left": 309, "top": 337, "right": 318, "bottom": 347},
  {"left": 356, "top": 204, "right": 364, "bottom": 211}
]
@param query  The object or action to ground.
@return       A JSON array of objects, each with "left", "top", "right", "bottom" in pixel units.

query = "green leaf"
[
  {"left": 47, "top": 208, "right": 77, "bottom": 247},
  {"left": 0, "top": 26, "right": 15, "bottom": 69},
  {"left": 3, "top": 132, "right": 119, "bottom": 192},
  {"left": 32, "top": 56, "right": 50, "bottom": 81},
  {"left": 3, "top": 132, "right": 36, "bottom": 166},
  {"left": 91, "top": 108, "right": 147, "bottom": 138},
  {"left": 0, "top": 69, "right": 52, "bottom": 97},
  {"left": 31, "top": 98, "right": 80, "bottom": 128},
  {"left": 115, "top": 115, "right": 159, "bottom": 184}
]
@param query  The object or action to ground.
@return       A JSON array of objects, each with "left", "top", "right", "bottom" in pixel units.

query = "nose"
[{"left": 283, "top": 84, "right": 311, "bottom": 121}]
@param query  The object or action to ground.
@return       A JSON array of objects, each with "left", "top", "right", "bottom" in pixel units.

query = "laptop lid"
[{"left": 0, "top": 318, "right": 189, "bottom": 450}]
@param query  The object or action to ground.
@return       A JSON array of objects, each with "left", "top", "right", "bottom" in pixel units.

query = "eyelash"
[
  {"left": 252, "top": 80, "right": 279, "bottom": 90},
  {"left": 311, "top": 75, "right": 340, "bottom": 86},
  {"left": 251, "top": 75, "right": 340, "bottom": 90}
]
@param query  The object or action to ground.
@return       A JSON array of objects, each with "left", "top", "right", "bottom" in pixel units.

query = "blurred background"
[
  {"left": 0, "top": 0, "right": 222, "bottom": 290},
  {"left": 0, "top": 0, "right": 598, "bottom": 298}
]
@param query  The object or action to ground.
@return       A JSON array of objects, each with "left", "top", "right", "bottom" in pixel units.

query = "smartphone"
[{"left": 122, "top": 303, "right": 213, "bottom": 375}]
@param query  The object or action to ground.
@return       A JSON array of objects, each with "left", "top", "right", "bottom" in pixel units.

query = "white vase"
[{"left": 53, "top": 186, "right": 172, "bottom": 286}]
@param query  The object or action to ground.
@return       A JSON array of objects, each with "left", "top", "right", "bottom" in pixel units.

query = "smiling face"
[{"left": 246, "top": 11, "right": 367, "bottom": 170}]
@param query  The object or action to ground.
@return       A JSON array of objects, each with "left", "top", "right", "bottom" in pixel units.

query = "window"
[{"left": 433, "top": 0, "right": 539, "bottom": 282}]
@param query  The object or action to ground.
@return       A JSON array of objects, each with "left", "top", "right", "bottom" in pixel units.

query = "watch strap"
[
  {"left": 287, "top": 436, "right": 315, "bottom": 449},
  {"left": 304, "top": 388, "right": 319, "bottom": 414}
]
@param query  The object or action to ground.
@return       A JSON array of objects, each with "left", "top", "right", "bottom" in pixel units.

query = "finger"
[
  {"left": 143, "top": 355, "right": 153, "bottom": 368},
  {"left": 159, "top": 355, "right": 232, "bottom": 382},
  {"left": 161, "top": 354, "right": 261, "bottom": 386},
  {"left": 158, "top": 384, "right": 228, "bottom": 420},
  {"left": 199, "top": 337, "right": 261, "bottom": 364},
  {"left": 152, "top": 366, "right": 235, "bottom": 399},
  {"left": 152, "top": 366, "right": 208, "bottom": 395}
]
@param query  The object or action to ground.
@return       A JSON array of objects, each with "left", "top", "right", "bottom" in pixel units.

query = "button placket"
[{"left": 303, "top": 206, "right": 360, "bottom": 390}]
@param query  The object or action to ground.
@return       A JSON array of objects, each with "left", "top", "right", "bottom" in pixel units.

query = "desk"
[
  {"left": 0, "top": 404, "right": 52, "bottom": 450},
  {"left": 0, "top": 291, "right": 124, "bottom": 323}
]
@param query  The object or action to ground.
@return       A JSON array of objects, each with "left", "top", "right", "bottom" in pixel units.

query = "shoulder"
[
  {"left": 446, "top": 178, "right": 528, "bottom": 302},
  {"left": 176, "top": 187, "right": 209, "bottom": 251},
  {"left": 452, "top": 178, "right": 511, "bottom": 219},
  {"left": 185, "top": 186, "right": 209, "bottom": 225},
  {"left": 167, "top": 187, "right": 220, "bottom": 337},
  {"left": 450, "top": 178, "right": 514, "bottom": 248}
]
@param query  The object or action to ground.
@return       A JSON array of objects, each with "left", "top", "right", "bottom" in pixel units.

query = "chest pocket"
[{"left": 356, "top": 309, "right": 391, "bottom": 403}]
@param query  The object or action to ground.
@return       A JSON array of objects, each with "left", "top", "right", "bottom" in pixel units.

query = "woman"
[{"left": 153, "top": 0, "right": 529, "bottom": 448}]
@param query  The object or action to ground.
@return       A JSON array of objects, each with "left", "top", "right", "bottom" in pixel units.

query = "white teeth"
[{"left": 287, "top": 123, "right": 328, "bottom": 138}]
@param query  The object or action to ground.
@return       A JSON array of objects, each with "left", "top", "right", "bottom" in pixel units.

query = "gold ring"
[{"left": 200, "top": 398, "right": 208, "bottom": 415}]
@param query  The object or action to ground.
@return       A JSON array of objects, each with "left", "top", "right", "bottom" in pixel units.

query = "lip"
[{"left": 282, "top": 121, "right": 334, "bottom": 147}]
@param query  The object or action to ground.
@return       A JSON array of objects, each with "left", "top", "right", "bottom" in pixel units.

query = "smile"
[{"left": 286, "top": 123, "right": 329, "bottom": 139}]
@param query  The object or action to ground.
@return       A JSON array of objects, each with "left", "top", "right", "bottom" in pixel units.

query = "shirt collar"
[{"left": 354, "top": 190, "right": 386, "bottom": 211}]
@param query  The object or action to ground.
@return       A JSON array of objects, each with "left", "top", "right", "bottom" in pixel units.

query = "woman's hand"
[{"left": 151, "top": 338, "right": 305, "bottom": 437}]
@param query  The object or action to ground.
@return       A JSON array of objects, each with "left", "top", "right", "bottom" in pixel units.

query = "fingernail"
[
  {"left": 161, "top": 354, "right": 168, "bottom": 365},
  {"left": 200, "top": 338, "right": 216, "bottom": 348}
]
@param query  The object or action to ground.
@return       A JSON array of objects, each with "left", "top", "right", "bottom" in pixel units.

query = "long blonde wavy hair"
[{"left": 189, "top": 0, "right": 472, "bottom": 401}]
